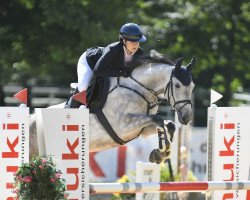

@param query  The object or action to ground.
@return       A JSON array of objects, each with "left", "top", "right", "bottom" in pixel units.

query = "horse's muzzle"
[{"left": 177, "top": 111, "right": 192, "bottom": 125}]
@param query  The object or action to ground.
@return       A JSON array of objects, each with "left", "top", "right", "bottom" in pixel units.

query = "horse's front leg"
[
  {"left": 145, "top": 119, "right": 175, "bottom": 164},
  {"left": 124, "top": 114, "right": 175, "bottom": 164},
  {"left": 125, "top": 114, "right": 173, "bottom": 132}
]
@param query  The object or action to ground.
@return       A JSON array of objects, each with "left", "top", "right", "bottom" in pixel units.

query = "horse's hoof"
[
  {"left": 149, "top": 150, "right": 155, "bottom": 163},
  {"left": 149, "top": 149, "right": 162, "bottom": 164},
  {"left": 165, "top": 150, "right": 171, "bottom": 159},
  {"left": 164, "top": 120, "right": 176, "bottom": 135}
]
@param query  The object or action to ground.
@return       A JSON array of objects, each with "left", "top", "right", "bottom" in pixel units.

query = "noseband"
[{"left": 164, "top": 71, "right": 192, "bottom": 112}]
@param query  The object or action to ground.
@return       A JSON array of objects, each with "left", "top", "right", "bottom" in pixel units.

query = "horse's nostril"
[{"left": 182, "top": 114, "right": 193, "bottom": 125}]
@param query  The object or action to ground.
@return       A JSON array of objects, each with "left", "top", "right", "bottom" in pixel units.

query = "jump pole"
[{"left": 89, "top": 181, "right": 250, "bottom": 194}]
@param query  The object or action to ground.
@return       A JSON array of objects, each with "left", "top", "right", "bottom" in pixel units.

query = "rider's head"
[{"left": 119, "top": 23, "right": 146, "bottom": 54}]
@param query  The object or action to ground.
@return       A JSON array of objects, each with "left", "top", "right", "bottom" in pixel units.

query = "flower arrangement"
[{"left": 12, "top": 155, "right": 69, "bottom": 200}]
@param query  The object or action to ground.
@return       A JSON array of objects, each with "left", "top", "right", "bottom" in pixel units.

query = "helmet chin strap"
[
  {"left": 123, "top": 43, "right": 133, "bottom": 55},
  {"left": 122, "top": 39, "right": 134, "bottom": 55}
]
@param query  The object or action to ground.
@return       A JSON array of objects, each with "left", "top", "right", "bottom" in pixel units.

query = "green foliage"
[
  {"left": 12, "top": 155, "right": 68, "bottom": 200},
  {"left": 160, "top": 163, "right": 197, "bottom": 182},
  {"left": 136, "top": 0, "right": 250, "bottom": 105},
  {"left": 0, "top": 0, "right": 139, "bottom": 85}
]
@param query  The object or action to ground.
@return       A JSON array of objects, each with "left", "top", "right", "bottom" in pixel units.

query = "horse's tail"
[{"left": 29, "top": 113, "right": 39, "bottom": 159}]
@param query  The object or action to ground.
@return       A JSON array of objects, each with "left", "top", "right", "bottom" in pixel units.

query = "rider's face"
[{"left": 124, "top": 40, "right": 139, "bottom": 54}]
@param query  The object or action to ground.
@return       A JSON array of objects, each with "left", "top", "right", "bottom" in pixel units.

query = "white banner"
[
  {"left": 0, "top": 107, "right": 29, "bottom": 200},
  {"left": 36, "top": 108, "right": 89, "bottom": 200},
  {"left": 190, "top": 127, "right": 207, "bottom": 181},
  {"left": 136, "top": 162, "right": 160, "bottom": 200},
  {"left": 207, "top": 106, "right": 250, "bottom": 200}
]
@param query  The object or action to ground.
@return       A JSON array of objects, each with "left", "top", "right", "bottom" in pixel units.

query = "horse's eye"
[{"left": 175, "top": 84, "right": 180, "bottom": 89}]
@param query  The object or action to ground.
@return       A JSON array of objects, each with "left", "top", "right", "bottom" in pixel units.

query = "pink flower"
[
  {"left": 50, "top": 177, "right": 56, "bottom": 183},
  {"left": 64, "top": 193, "right": 69, "bottom": 198},
  {"left": 42, "top": 158, "right": 47, "bottom": 164},
  {"left": 55, "top": 172, "right": 61, "bottom": 178},
  {"left": 39, "top": 165, "right": 44, "bottom": 170},
  {"left": 22, "top": 176, "right": 32, "bottom": 183},
  {"left": 16, "top": 175, "right": 22, "bottom": 180},
  {"left": 13, "top": 188, "right": 20, "bottom": 193}
]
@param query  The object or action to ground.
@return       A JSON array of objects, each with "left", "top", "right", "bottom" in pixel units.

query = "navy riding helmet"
[{"left": 119, "top": 23, "right": 146, "bottom": 42}]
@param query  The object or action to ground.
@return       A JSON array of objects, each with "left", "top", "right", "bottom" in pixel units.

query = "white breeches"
[{"left": 77, "top": 52, "right": 94, "bottom": 92}]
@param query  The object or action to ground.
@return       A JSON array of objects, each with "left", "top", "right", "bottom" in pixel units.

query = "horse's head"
[{"left": 164, "top": 57, "right": 195, "bottom": 125}]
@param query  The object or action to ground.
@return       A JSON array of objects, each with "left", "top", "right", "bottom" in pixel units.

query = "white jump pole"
[{"left": 89, "top": 181, "right": 250, "bottom": 194}]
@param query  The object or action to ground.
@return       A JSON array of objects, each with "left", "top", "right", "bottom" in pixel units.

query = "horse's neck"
[{"left": 133, "top": 63, "right": 173, "bottom": 95}]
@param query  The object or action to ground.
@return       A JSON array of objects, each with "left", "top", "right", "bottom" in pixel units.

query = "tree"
[
  {"left": 136, "top": 0, "right": 250, "bottom": 106},
  {"left": 0, "top": 0, "right": 139, "bottom": 85}
]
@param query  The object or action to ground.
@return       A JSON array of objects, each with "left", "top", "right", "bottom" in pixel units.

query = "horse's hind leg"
[{"left": 29, "top": 114, "right": 39, "bottom": 160}]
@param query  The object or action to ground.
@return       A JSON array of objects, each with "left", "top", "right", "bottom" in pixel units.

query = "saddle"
[
  {"left": 87, "top": 77, "right": 110, "bottom": 111},
  {"left": 65, "top": 77, "right": 126, "bottom": 145}
]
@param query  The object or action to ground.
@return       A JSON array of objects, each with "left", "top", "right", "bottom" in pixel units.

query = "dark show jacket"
[
  {"left": 93, "top": 41, "right": 143, "bottom": 77},
  {"left": 86, "top": 46, "right": 104, "bottom": 70}
]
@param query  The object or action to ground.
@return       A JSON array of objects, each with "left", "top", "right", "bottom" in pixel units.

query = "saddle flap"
[{"left": 88, "top": 77, "right": 110, "bottom": 110}]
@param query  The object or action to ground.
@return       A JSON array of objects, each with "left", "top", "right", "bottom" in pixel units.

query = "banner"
[
  {"left": 36, "top": 108, "right": 89, "bottom": 200},
  {"left": 0, "top": 107, "right": 29, "bottom": 200},
  {"left": 136, "top": 162, "right": 160, "bottom": 200},
  {"left": 207, "top": 106, "right": 250, "bottom": 199}
]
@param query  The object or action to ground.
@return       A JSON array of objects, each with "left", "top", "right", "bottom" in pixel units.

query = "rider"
[{"left": 66, "top": 23, "right": 147, "bottom": 108}]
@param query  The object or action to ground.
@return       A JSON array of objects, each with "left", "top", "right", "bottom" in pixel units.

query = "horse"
[{"left": 29, "top": 50, "right": 196, "bottom": 164}]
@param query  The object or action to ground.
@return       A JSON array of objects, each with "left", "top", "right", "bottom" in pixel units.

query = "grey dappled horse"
[{"left": 30, "top": 50, "right": 195, "bottom": 164}]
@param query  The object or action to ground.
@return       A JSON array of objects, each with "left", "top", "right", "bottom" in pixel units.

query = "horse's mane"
[
  {"left": 126, "top": 50, "right": 193, "bottom": 86},
  {"left": 126, "top": 50, "right": 175, "bottom": 68}
]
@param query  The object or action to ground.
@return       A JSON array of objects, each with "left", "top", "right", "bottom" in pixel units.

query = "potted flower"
[{"left": 12, "top": 155, "right": 69, "bottom": 200}]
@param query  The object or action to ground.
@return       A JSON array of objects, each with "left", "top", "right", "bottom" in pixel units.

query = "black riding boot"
[{"left": 65, "top": 88, "right": 82, "bottom": 108}]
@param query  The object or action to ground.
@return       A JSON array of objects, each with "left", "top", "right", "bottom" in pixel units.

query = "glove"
[
  {"left": 120, "top": 67, "right": 131, "bottom": 77},
  {"left": 124, "top": 67, "right": 135, "bottom": 77}
]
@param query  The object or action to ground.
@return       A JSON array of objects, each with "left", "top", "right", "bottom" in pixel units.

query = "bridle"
[{"left": 163, "top": 71, "right": 192, "bottom": 113}]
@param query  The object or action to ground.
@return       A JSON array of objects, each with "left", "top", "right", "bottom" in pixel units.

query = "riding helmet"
[{"left": 119, "top": 23, "right": 146, "bottom": 42}]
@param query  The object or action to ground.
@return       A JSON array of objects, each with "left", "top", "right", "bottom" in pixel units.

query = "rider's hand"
[{"left": 122, "top": 67, "right": 133, "bottom": 77}]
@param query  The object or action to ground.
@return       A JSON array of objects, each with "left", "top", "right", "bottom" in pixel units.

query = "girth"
[{"left": 92, "top": 108, "right": 126, "bottom": 145}]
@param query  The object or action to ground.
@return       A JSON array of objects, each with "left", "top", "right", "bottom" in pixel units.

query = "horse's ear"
[
  {"left": 187, "top": 57, "right": 196, "bottom": 71},
  {"left": 175, "top": 57, "right": 183, "bottom": 70}
]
